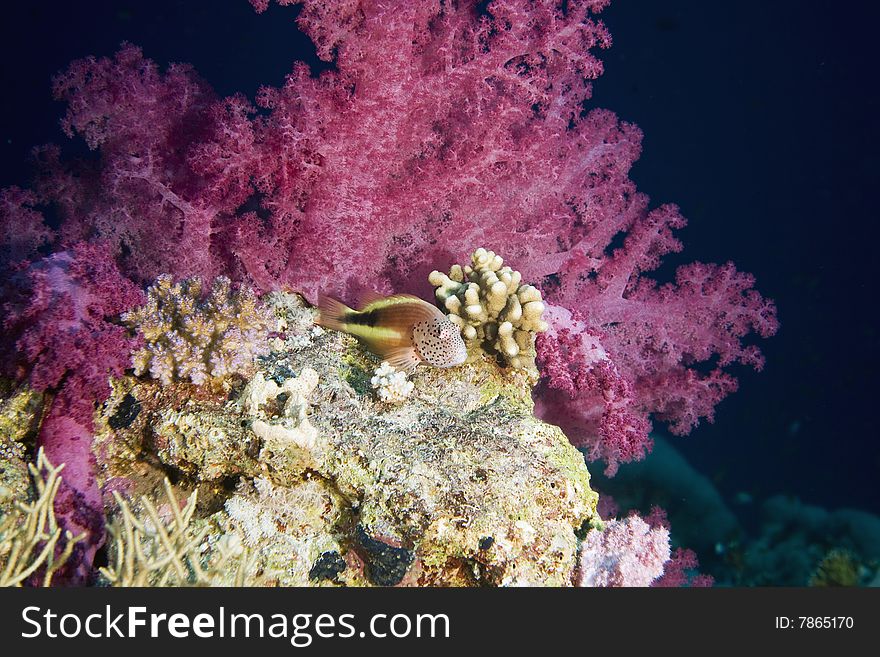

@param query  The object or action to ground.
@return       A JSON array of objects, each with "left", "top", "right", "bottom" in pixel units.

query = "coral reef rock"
[
  {"left": 95, "top": 291, "right": 597, "bottom": 586},
  {"left": 0, "top": 383, "right": 43, "bottom": 515}
]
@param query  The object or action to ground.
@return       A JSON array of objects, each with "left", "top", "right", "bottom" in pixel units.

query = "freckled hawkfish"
[{"left": 316, "top": 293, "right": 467, "bottom": 372}]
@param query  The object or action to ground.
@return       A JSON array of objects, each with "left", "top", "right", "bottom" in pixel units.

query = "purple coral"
[
  {"left": 1, "top": 241, "right": 143, "bottom": 583},
  {"left": 14, "top": 0, "right": 773, "bottom": 472},
  {"left": 0, "top": 0, "right": 779, "bottom": 584}
]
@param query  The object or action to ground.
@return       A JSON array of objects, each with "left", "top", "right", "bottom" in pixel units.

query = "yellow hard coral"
[
  {"left": 429, "top": 248, "right": 548, "bottom": 370},
  {"left": 124, "top": 274, "right": 273, "bottom": 387}
]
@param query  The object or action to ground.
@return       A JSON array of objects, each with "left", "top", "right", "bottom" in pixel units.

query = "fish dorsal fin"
[
  {"left": 359, "top": 294, "right": 424, "bottom": 311},
  {"left": 356, "top": 288, "right": 386, "bottom": 308},
  {"left": 382, "top": 346, "right": 421, "bottom": 373}
]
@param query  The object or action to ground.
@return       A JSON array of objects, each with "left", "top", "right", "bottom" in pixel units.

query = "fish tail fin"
[{"left": 316, "top": 293, "right": 353, "bottom": 332}]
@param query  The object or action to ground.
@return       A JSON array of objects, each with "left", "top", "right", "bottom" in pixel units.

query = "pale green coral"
[
  {"left": 124, "top": 274, "right": 272, "bottom": 387},
  {"left": 1, "top": 449, "right": 87, "bottom": 587},
  {"left": 429, "top": 248, "right": 548, "bottom": 371}
]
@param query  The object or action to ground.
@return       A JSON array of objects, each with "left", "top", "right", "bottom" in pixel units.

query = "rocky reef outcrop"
[{"left": 92, "top": 292, "right": 598, "bottom": 586}]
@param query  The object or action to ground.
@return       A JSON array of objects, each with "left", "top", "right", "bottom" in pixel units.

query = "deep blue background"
[{"left": 1, "top": 1, "right": 877, "bottom": 516}]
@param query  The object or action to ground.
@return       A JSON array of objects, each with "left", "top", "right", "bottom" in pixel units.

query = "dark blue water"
[{"left": 1, "top": 0, "right": 876, "bottom": 532}]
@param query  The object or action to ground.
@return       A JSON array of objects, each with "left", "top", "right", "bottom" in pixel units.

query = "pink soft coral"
[
  {"left": 577, "top": 515, "right": 671, "bottom": 587},
  {"left": 645, "top": 507, "right": 714, "bottom": 587},
  {"left": 1, "top": 241, "right": 143, "bottom": 583},
  {"left": 2, "top": 0, "right": 776, "bottom": 480}
]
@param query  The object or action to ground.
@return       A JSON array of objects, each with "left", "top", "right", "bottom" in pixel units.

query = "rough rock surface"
[
  {"left": 93, "top": 292, "right": 598, "bottom": 586},
  {"left": 0, "top": 383, "right": 43, "bottom": 513}
]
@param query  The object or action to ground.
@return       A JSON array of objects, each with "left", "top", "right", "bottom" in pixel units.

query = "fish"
[{"left": 316, "top": 292, "right": 468, "bottom": 372}]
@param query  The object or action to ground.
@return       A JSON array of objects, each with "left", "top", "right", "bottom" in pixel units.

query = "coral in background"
[
  {"left": 576, "top": 514, "right": 670, "bottom": 587},
  {"left": 0, "top": 449, "right": 87, "bottom": 587},
  {"left": 535, "top": 305, "right": 650, "bottom": 475},
  {"left": 0, "top": 187, "right": 50, "bottom": 274},
  {"left": 721, "top": 495, "right": 880, "bottom": 586},
  {"left": 124, "top": 274, "right": 272, "bottom": 387},
  {"left": 370, "top": 361, "right": 414, "bottom": 404},
  {"left": 808, "top": 549, "right": 861, "bottom": 587},
  {"left": 430, "top": 248, "right": 548, "bottom": 370}
]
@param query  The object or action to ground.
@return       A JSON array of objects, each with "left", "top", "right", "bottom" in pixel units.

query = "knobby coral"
[
  {"left": 0, "top": 448, "right": 87, "bottom": 587},
  {"left": 124, "top": 274, "right": 273, "bottom": 387},
  {"left": 430, "top": 248, "right": 548, "bottom": 370}
]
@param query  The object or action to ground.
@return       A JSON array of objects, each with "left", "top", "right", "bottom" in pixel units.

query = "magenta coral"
[
  {"left": 644, "top": 506, "right": 714, "bottom": 587},
  {"left": 535, "top": 304, "right": 651, "bottom": 475},
  {"left": 1, "top": 0, "right": 776, "bottom": 483},
  {"left": 1, "top": 241, "right": 143, "bottom": 399},
  {"left": 1, "top": 241, "right": 143, "bottom": 583}
]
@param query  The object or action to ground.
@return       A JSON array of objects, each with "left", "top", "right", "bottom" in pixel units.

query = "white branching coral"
[
  {"left": 100, "top": 479, "right": 256, "bottom": 587},
  {"left": 0, "top": 448, "right": 87, "bottom": 587},
  {"left": 124, "top": 274, "right": 273, "bottom": 386},
  {"left": 429, "top": 248, "right": 548, "bottom": 369},
  {"left": 370, "top": 361, "right": 413, "bottom": 403}
]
